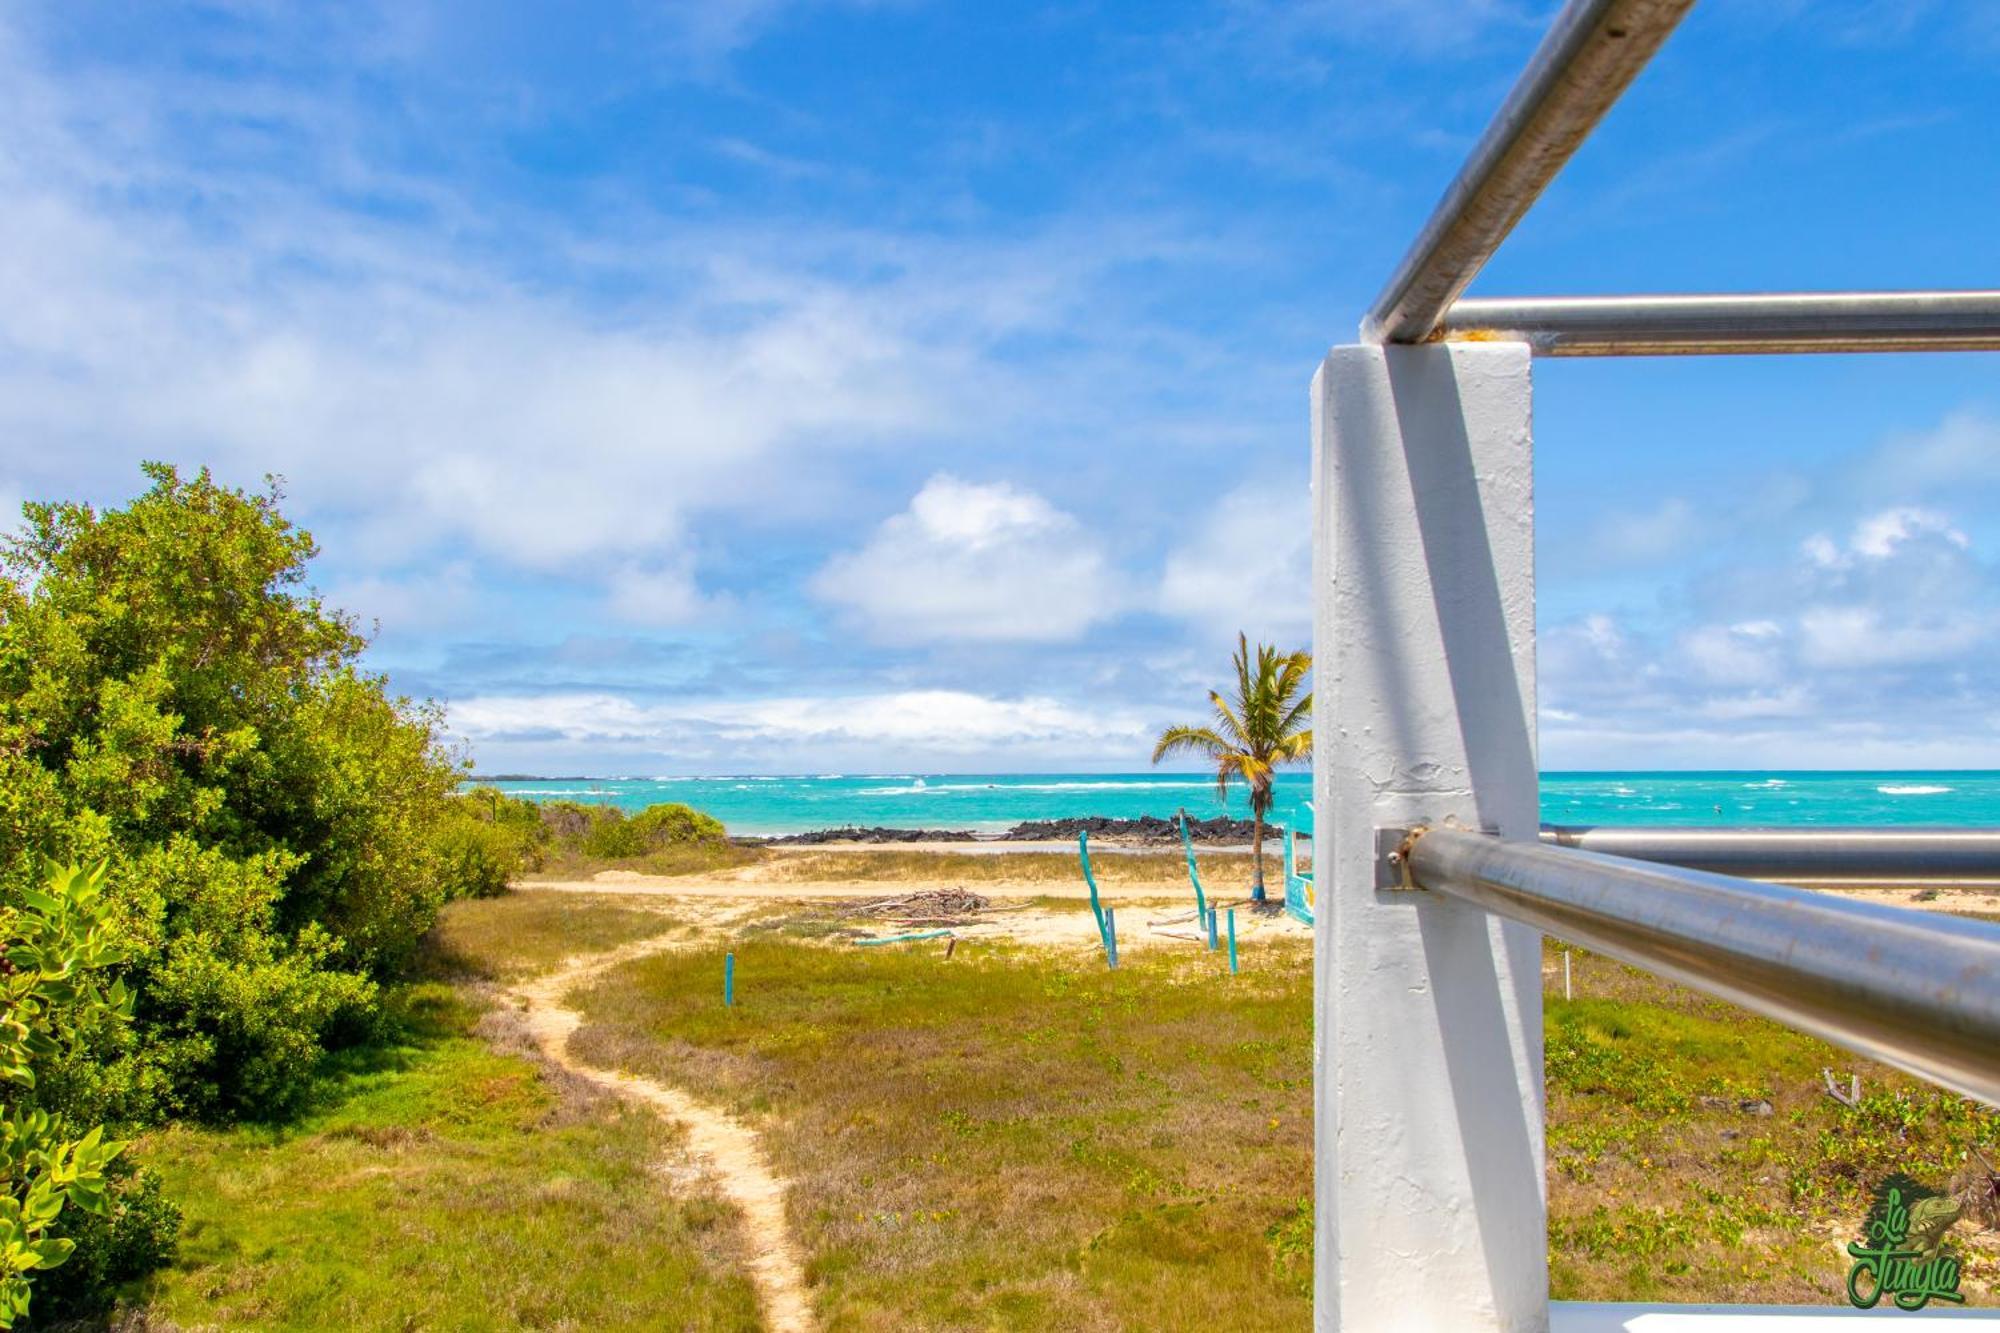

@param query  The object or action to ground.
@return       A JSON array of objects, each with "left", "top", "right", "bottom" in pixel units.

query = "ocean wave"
[
  {"left": 1878, "top": 784, "right": 1952, "bottom": 795},
  {"left": 1744, "top": 779, "right": 1788, "bottom": 789}
]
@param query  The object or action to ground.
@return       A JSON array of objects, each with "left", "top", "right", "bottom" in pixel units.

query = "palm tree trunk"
[{"left": 1249, "top": 813, "right": 1267, "bottom": 901}]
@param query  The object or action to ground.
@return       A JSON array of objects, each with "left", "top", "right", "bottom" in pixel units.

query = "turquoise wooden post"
[
  {"left": 854, "top": 929, "right": 953, "bottom": 947},
  {"left": 1104, "top": 906, "right": 1119, "bottom": 969},
  {"left": 1206, "top": 907, "right": 1219, "bottom": 951},
  {"left": 1079, "top": 829, "right": 1111, "bottom": 953},
  {"left": 1227, "top": 909, "right": 1238, "bottom": 974},
  {"left": 1177, "top": 809, "right": 1209, "bottom": 920},
  {"left": 724, "top": 952, "right": 735, "bottom": 1006}
]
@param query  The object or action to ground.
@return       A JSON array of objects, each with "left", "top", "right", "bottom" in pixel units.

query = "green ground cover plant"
[{"left": 128, "top": 978, "right": 760, "bottom": 1330}]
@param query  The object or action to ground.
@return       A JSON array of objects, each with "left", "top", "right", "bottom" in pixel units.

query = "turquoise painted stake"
[
  {"left": 1176, "top": 808, "right": 1208, "bottom": 920},
  {"left": 724, "top": 952, "right": 735, "bottom": 1006},
  {"left": 1227, "top": 909, "right": 1238, "bottom": 974},
  {"left": 1283, "top": 814, "right": 1316, "bottom": 927},
  {"left": 853, "top": 929, "right": 953, "bottom": 947},
  {"left": 1104, "top": 906, "right": 1119, "bottom": 969},
  {"left": 1079, "top": 829, "right": 1112, "bottom": 954},
  {"left": 1206, "top": 907, "right": 1219, "bottom": 951}
]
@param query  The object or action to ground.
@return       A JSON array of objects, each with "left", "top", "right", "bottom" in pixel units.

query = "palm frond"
[{"left": 1151, "top": 725, "right": 1230, "bottom": 765}]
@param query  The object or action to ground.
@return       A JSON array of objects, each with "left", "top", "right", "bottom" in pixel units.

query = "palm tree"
[{"left": 1151, "top": 634, "right": 1311, "bottom": 902}]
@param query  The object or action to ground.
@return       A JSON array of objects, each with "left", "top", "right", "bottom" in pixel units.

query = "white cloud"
[
  {"left": 1543, "top": 492, "right": 2000, "bottom": 765},
  {"left": 1585, "top": 496, "right": 1703, "bottom": 568},
  {"left": 1850, "top": 506, "right": 1967, "bottom": 558},
  {"left": 811, "top": 475, "right": 1124, "bottom": 642},
  {"left": 0, "top": 15, "right": 1205, "bottom": 636},
  {"left": 320, "top": 560, "right": 479, "bottom": 636},
  {"left": 1157, "top": 478, "right": 1311, "bottom": 641},
  {"left": 604, "top": 556, "right": 726, "bottom": 627},
  {"left": 1678, "top": 621, "right": 1784, "bottom": 687},
  {"left": 1859, "top": 411, "right": 2000, "bottom": 495},
  {"left": 450, "top": 688, "right": 1154, "bottom": 767}
]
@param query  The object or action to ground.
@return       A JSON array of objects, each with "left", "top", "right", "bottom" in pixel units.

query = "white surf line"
[{"left": 509, "top": 933, "right": 816, "bottom": 1333}]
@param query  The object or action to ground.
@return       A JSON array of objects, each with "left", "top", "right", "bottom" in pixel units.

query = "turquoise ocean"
[{"left": 479, "top": 771, "right": 2000, "bottom": 837}]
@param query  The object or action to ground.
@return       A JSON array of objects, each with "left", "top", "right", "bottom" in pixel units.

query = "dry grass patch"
[
  {"left": 424, "top": 889, "right": 687, "bottom": 982},
  {"left": 750, "top": 848, "right": 1281, "bottom": 891},
  {"left": 569, "top": 935, "right": 1314, "bottom": 1331}
]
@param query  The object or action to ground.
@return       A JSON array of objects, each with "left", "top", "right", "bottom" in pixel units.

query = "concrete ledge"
[{"left": 1555, "top": 1302, "right": 2000, "bottom": 1329}]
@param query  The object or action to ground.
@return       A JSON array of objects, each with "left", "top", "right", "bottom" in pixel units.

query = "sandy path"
[
  {"left": 509, "top": 930, "right": 816, "bottom": 1333},
  {"left": 517, "top": 880, "right": 1312, "bottom": 955}
]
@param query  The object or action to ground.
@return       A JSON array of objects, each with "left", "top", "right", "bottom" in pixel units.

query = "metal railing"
[
  {"left": 1361, "top": 0, "right": 1695, "bottom": 343},
  {"left": 1360, "top": 0, "right": 1997, "bottom": 358},
  {"left": 1356, "top": 0, "right": 2000, "bottom": 1098},
  {"left": 1397, "top": 827, "right": 2000, "bottom": 1106},
  {"left": 1539, "top": 824, "right": 2000, "bottom": 884},
  {"left": 1317, "top": 0, "right": 2000, "bottom": 1320},
  {"left": 1441, "top": 291, "right": 2000, "bottom": 356}
]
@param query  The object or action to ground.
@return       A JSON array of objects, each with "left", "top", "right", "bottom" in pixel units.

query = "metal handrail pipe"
[
  {"left": 1441, "top": 291, "right": 2000, "bottom": 355},
  {"left": 1361, "top": 0, "right": 1694, "bottom": 345},
  {"left": 1403, "top": 827, "right": 2000, "bottom": 1105},
  {"left": 1540, "top": 824, "right": 2000, "bottom": 883}
]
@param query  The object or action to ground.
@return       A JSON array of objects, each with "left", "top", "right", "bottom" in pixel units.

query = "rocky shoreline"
[{"left": 756, "top": 814, "right": 1300, "bottom": 846}]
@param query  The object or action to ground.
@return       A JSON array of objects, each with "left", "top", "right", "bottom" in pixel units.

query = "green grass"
[
  {"left": 422, "top": 890, "right": 686, "bottom": 982},
  {"left": 122, "top": 981, "right": 760, "bottom": 1330},
  {"left": 1543, "top": 942, "right": 2000, "bottom": 1304},
  {"left": 569, "top": 934, "right": 1315, "bottom": 1332},
  {"left": 531, "top": 839, "right": 765, "bottom": 880},
  {"left": 106, "top": 892, "right": 2000, "bottom": 1326}
]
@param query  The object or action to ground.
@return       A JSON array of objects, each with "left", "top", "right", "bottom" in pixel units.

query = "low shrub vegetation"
[{"left": 458, "top": 791, "right": 753, "bottom": 879}]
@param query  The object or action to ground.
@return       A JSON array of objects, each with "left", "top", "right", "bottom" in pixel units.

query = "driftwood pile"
[{"left": 845, "top": 887, "right": 1004, "bottom": 927}]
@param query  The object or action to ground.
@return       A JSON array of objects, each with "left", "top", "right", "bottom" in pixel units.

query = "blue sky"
[{"left": 3, "top": 1, "right": 1998, "bottom": 774}]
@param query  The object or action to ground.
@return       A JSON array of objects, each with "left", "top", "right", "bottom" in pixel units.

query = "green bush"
[
  {"left": 628, "top": 802, "right": 725, "bottom": 846},
  {"left": 0, "top": 465, "right": 466, "bottom": 1123},
  {"left": 579, "top": 809, "right": 645, "bottom": 860},
  {"left": 434, "top": 806, "right": 537, "bottom": 900},
  {"left": 574, "top": 803, "right": 724, "bottom": 861},
  {"left": 1, "top": 863, "right": 140, "bottom": 1329},
  {"left": 537, "top": 801, "right": 596, "bottom": 841},
  {"left": 27, "top": 1162, "right": 181, "bottom": 1322}
]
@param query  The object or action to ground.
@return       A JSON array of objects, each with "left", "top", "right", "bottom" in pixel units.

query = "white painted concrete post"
[{"left": 1311, "top": 343, "right": 1545, "bottom": 1332}]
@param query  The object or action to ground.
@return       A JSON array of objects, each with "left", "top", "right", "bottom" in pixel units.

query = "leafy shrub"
[
  {"left": 628, "top": 803, "right": 725, "bottom": 846},
  {"left": 0, "top": 466, "right": 466, "bottom": 1122},
  {"left": 575, "top": 803, "right": 724, "bottom": 860},
  {"left": 434, "top": 819, "right": 527, "bottom": 899},
  {"left": 579, "top": 809, "right": 647, "bottom": 860},
  {"left": 1, "top": 863, "right": 140, "bottom": 1330},
  {"left": 433, "top": 792, "right": 545, "bottom": 900},
  {"left": 537, "top": 801, "right": 596, "bottom": 841},
  {"left": 26, "top": 1162, "right": 181, "bottom": 1322}
]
